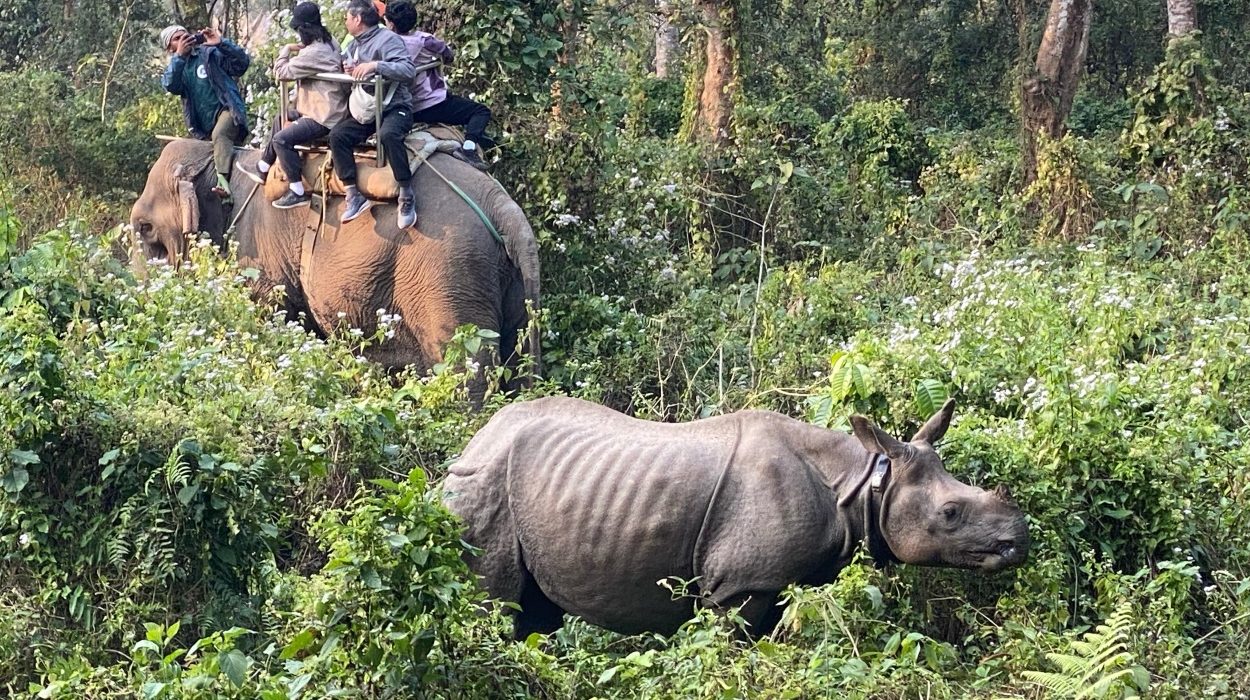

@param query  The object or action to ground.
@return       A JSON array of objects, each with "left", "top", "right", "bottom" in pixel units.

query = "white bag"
[
  {"left": 345, "top": 43, "right": 399, "bottom": 124},
  {"left": 348, "top": 81, "right": 397, "bottom": 124}
]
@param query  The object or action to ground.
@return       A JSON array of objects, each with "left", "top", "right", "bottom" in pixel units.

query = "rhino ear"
[
  {"left": 911, "top": 397, "right": 956, "bottom": 445},
  {"left": 850, "top": 415, "right": 909, "bottom": 459}
]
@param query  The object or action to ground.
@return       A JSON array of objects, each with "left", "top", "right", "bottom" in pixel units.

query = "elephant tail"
[{"left": 482, "top": 187, "right": 542, "bottom": 375}]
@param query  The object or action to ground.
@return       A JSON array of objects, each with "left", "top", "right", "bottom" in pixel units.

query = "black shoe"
[
  {"left": 237, "top": 161, "right": 268, "bottom": 184},
  {"left": 272, "top": 190, "right": 312, "bottom": 209},
  {"left": 457, "top": 147, "right": 488, "bottom": 171}
]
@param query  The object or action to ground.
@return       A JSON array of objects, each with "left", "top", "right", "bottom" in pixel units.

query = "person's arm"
[
  {"left": 372, "top": 35, "right": 416, "bottom": 84},
  {"left": 204, "top": 29, "right": 251, "bottom": 77},
  {"left": 161, "top": 55, "right": 187, "bottom": 95},
  {"left": 423, "top": 34, "right": 454, "bottom": 64},
  {"left": 275, "top": 43, "right": 340, "bottom": 80}
]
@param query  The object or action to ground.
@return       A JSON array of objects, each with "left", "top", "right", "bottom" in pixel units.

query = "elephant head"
[{"left": 130, "top": 139, "right": 228, "bottom": 264}]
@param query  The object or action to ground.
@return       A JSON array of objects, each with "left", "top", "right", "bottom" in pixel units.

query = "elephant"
[{"left": 130, "top": 138, "right": 540, "bottom": 386}]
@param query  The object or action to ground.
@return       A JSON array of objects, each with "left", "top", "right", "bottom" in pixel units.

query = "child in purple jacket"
[{"left": 384, "top": 1, "right": 492, "bottom": 169}]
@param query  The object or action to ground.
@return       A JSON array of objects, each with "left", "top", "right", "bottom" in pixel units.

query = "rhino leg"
[
  {"left": 513, "top": 567, "right": 566, "bottom": 640},
  {"left": 712, "top": 590, "right": 784, "bottom": 639}
]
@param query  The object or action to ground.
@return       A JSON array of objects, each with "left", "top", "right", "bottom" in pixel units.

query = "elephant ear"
[{"left": 170, "top": 162, "right": 200, "bottom": 237}]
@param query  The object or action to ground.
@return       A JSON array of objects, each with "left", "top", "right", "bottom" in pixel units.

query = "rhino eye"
[{"left": 940, "top": 504, "right": 960, "bottom": 521}]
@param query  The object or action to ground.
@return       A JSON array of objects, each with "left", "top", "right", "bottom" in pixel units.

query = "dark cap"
[{"left": 290, "top": 2, "right": 322, "bottom": 29}]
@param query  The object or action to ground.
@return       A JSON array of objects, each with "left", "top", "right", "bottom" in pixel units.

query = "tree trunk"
[
  {"left": 686, "top": 0, "right": 738, "bottom": 145},
  {"left": 654, "top": 0, "right": 679, "bottom": 78},
  {"left": 1166, "top": 0, "right": 1196, "bottom": 39},
  {"left": 549, "top": 0, "right": 580, "bottom": 131},
  {"left": 1020, "top": 0, "right": 1093, "bottom": 183},
  {"left": 174, "top": 0, "right": 211, "bottom": 31}
]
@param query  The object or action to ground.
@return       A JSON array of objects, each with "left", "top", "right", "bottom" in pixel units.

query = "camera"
[{"left": 190, "top": 32, "right": 207, "bottom": 45}]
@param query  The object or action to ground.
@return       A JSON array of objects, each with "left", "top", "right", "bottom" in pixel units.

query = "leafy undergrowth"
[{"left": 4, "top": 207, "right": 1250, "bottom": 698}]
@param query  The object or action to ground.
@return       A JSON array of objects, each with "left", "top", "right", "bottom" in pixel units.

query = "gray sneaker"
[
  {"left": 341, "top": 186, "right": 372, "bottom": 223},
  {"left": 397, "top": 186, "right": 417, "bottom": 229},
  {"left": 397, "top": 195, "right": 417, "bottom": 228},
  {"left": 272, "top": 190, "right": 311, "bottom": 209}
]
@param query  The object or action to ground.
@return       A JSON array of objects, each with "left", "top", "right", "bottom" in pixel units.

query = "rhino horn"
[
  {"left": 850, "top": 415, "right": 910, "bottom": 459},
  {"left": 911, "top": 397, "right": 956, "bottom": 445}
]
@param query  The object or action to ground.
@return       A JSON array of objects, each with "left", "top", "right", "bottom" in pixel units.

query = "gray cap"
[{"left": 159, "top": 25, "right": 186, "bottom": 50}]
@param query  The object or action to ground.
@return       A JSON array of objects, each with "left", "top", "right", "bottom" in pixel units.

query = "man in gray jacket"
[{"left": 328, "top": 0, "right": 418, "bottom": 227}]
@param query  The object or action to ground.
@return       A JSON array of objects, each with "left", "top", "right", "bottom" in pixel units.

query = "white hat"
[{"left": 159, "top": 25, "right": 186, "bottom": 50}]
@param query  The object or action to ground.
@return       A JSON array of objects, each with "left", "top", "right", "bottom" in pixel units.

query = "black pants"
[
  {"left": 263, "top": 117, "right": 330, "bottom": 183},
  {"left": 329, "top": 105, "right": 415, "bottom": 185},
  {"left": 412, "top": 95, "right": 491, "bottom": 146}
]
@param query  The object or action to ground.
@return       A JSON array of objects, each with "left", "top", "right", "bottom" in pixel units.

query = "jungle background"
[{"left": 3, "top": 0, "right": 1250, "bottom": 696}]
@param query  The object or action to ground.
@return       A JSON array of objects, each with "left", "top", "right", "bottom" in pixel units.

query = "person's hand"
[
  {"left": 174, "top": 34, "right": 195, "bottom": 57},
  {"left": 281, "top": 42, "right": 303, "bottom": 55},
  {"left": 201, "top": 27, "right": 222, "bottom": 46},
  {"left": 350, "top": 61, "right": 378, "bottom": 80}
]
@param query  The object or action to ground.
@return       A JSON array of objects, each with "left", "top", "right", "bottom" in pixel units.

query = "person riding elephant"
[
  {"left": 239, "top": 2, "right": 348, "bottom": 210},
  {"left": 159, "top": 24, "right": 251, "bottom": 201},
  {"left": 384, "top": 0, "right": 492, "bottom": 170},
  {"left": 129, "top": 138, "right": 541, "bottom": 398},
  {"left": 329, "top": 0, "right": 418, "bottom": 228}
]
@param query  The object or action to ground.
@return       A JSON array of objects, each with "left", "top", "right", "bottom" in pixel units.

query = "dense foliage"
[{"left": 3, "top": 0, "right": 1250, "bottom": 697}]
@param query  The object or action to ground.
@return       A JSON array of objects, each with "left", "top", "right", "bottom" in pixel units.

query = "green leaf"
[
  {"left": 914, "top": 379, "right": 948, "bottom": 418},
  {"left": 287, "top": 673, "right": 312, "bottom": 697},
  {"left": 829, "top": 353, "right": 852, "bottom": 401},
  {"left": 176, "top": 484, "right": 199, "bottom": 505},
  {"left": 597, "top": 666, "right": 620, "bottom": 684},
  {"left": 2, "top": 467, "right": 29, "bottom": 494},
  {"left": 281, "top": 629, "right": 316, "bottom": 660},
  {"left": 385, "top": 533, "right": 410, "bottom": 548},
  {"left": 219, "top": 649, "right": 248, "bottom": 686},
  {"left": 8, "top": 449, "right": 39, "bottom": 465}
]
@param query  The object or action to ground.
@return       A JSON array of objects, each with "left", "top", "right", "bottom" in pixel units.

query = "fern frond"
[{"left": 1019, "top": 600, "right": 1148, "bottom": 699}]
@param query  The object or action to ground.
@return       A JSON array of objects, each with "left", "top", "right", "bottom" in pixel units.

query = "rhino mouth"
[{"left": 969, "top": 540, "right": 1027, "bottom": 569}]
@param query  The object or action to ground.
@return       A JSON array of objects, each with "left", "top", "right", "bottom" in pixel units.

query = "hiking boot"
[
  {"left": 397, "top": 187, "right": 417, "bottom": 229},
  {"left": 456, "top": 146, "right": 488, "bottom": 172},
  {"left": 272, "top": 190, "right": 311, "bottom": 210},
  {"left": 341, "top": 186, "right": 372, "bottom": 223},
  {"left": 237, "top": 160, "right": 268, "bottom": 184}
]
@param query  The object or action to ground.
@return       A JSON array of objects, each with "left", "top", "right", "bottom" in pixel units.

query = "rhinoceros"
[{"left": 441, "top": 396, "right": 1028, "bottom": 638}]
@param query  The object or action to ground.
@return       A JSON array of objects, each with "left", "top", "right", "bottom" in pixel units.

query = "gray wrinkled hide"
[{"left": 444, "top": 397, "right": 905, "bottom": 637}]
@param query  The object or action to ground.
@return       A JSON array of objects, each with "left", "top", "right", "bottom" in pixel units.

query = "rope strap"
[{"left": 419, "top": 156, "right": 504, "bottom": 246}]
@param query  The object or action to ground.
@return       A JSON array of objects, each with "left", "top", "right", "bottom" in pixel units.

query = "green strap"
[{"left": 420, "top": 156, "right": 504, "bottom": 246}]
